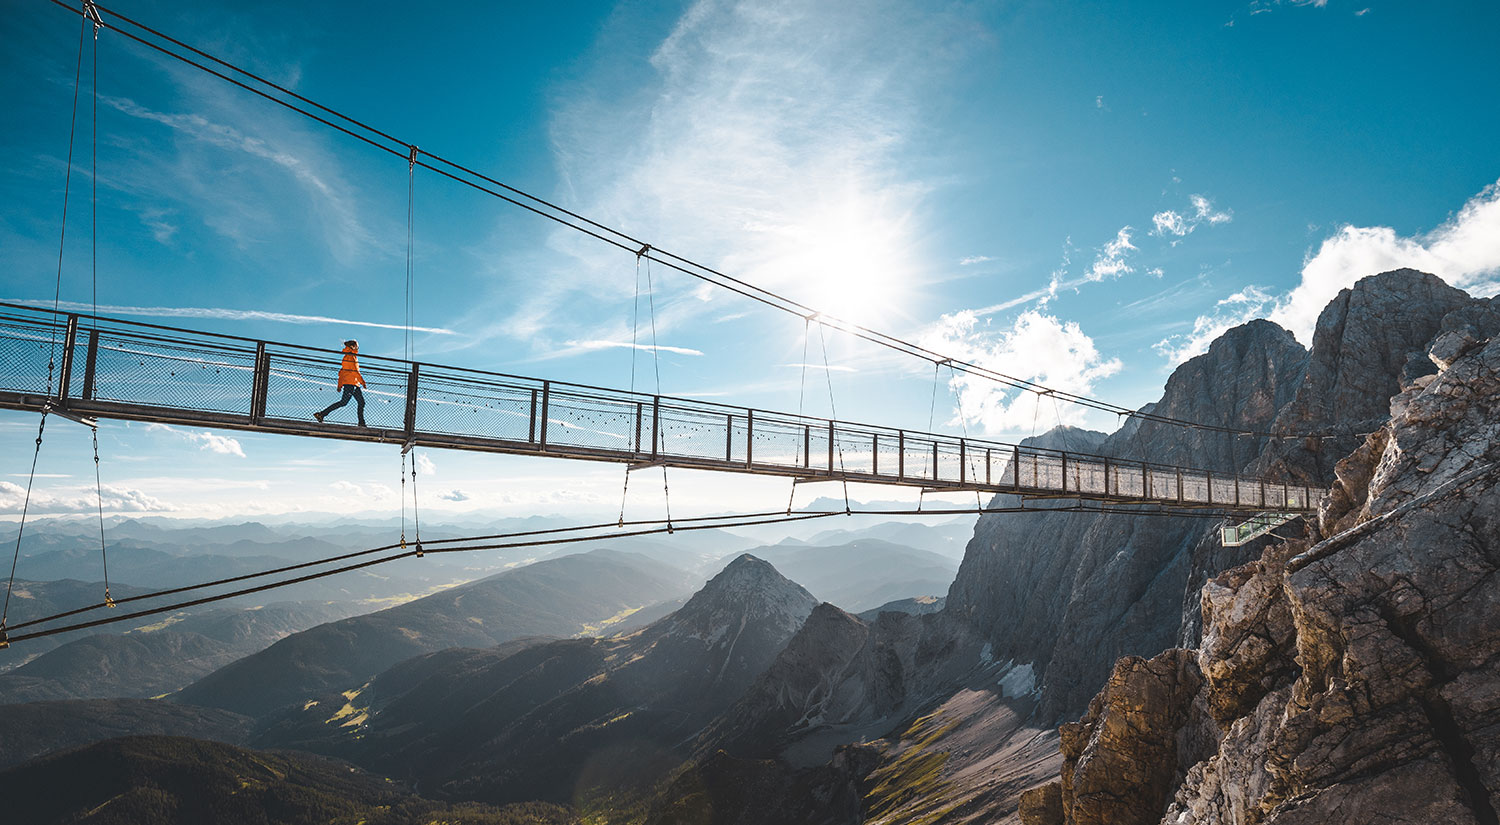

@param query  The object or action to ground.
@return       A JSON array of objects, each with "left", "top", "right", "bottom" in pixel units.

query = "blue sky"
[{"left": 2, "top": 0, "right": 1498, "bottom": 521}]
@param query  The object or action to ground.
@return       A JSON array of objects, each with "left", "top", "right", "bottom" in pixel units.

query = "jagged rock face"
[
  {"left": 1255, "top": 269, "right": 1474, "bottom": 486},
  {"left": 1033, "top": 650, "right": 1203, "bottom": 825},
  {"left": 1033, "top": 321, "right": 1500, "bottom": 825},
  {"left": 946, "top": 319, "right": 1307, "bottom": 720}
]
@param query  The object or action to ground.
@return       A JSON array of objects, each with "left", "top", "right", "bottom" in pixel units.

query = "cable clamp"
[
  {"left": 408, "top": 145, "right": 419, "bottom": 170},
  {"left": 0, "top": 624, "right": 8, "bottom": 650},
  {"left": 414, "top": 542, "right": 425, "bottom": 558},
  {"left": 401, "top": 438, "right": 416, "bottom": 455},
  {"left": 104, "top": 590, "right": 115, "bottom": 609},
  {"left": 636, "top": 243, "right": 652, "bottom": 258},
  {"left": 84, "top": 1, "right": 102, "bottom": 33},
  {"left": 42, "top": 402, "right": 97, "bottom": 429}
]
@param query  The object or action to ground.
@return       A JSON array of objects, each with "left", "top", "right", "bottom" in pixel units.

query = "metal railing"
[
  {"left": 0, "top": 303, "right": 1316, "bottom": 512},
  {"left": 1221, "top": 512, "right": 1304, "bottom": 546}
]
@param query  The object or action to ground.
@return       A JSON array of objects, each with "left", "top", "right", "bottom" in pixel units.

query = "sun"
[{"left": 758, "top": 198, "right": 915, "bottom": 327}]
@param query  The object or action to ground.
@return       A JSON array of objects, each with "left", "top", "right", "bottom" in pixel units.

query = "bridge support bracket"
[
  {"left": 628, "top": 460, "right": 665, "bottom": 472},
  {"left": 42, "top": 402, "right": 97, "bottom": 429}
]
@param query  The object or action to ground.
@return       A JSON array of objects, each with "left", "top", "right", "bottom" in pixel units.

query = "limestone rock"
[{"left": 1056, "top": 649, "right": 1202, "bottom": 825}]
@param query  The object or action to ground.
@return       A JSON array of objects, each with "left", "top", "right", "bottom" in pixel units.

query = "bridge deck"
[{"left": 0, "top": 303, "right": 1314, "bottom": 513}]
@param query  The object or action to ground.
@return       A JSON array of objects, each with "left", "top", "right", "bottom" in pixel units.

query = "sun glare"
[{"left": 758, "top": 199, "right": 915, "bottom": 326}]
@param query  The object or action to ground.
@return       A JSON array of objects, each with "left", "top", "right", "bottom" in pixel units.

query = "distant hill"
[
  {"left": 723, "top": 539, "right": 958, "bottom": 613},
  {"left": 175, "top": 550, "right": 696, "bottom": 717},
  {"left": 0, "top": 735, "right": 577, "bottom": 825},
  {"left": 0, "top": 600, "right": 357, "bottom": 704},
  {"left": 256, "top": 554, "right": 819, "bottom": 805},
  {"left": 0, "top": 699, "right": 252, "bottom": 771}
]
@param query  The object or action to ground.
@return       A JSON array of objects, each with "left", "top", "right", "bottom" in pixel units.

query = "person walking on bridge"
[{"left": 314, "top": 339, "right": 367, "bottom": 426}]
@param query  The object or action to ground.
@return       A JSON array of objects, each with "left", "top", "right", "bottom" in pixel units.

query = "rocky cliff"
[{"left": 1022, "top": 285, "right": 1500, "bottom": 824}]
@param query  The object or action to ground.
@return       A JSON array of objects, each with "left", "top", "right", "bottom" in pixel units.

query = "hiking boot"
[{"left": 313, "top": 412, "right": 325, "bottom": 423}]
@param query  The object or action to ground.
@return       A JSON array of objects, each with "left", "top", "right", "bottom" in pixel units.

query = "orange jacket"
[{"left": 337, "top": 345, "right": 365, "bottom": 388}]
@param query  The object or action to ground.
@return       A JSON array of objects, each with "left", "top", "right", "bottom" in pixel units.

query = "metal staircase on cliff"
[{"left": 1221, "top": 512, "right": 1305, "bottom": 546}]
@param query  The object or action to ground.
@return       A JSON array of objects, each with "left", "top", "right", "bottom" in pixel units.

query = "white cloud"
[
  {"left": 780, "top": 363, "right": 857, "bottom": 373},
  {"left": 145, "top": 423, "right": 245, "bottom": 457},
  {"left": 1151, "top": 195, "right": 1231, "bottom": 239},
  {"left": 1154, "top": 286, "right": 1279, "bottom": 363},
  {"left": 415, "top": 453, "right": 436, "bottom": 476},
  {"left": 1161, "top": 179, "right": 1500, "bottom": 362},
  {"left": 439, "top": 489, "right": 470, "bottom": 502},
  {"left": 560, "top": 340, "right": 705, "bottom": 357},
  {"left": 919, "top": 309, "right": 1121, "bottom": 433},
  {"left": 0, "top": 481, "right": 168, "bottom": 514},
  {"left": 959, "top": 255, "right": 994, "bottom": 266},
  {"left": 458, "top": 0, "right": 985, "bottom": 350},
  {"left": 1152, "top": 210, "right": 1187, "bottom": 237},
  {"left": 5, "top": 300, "right": 456, "bottom": 335},
  {"left": 1086, "top": 228, "right": 1137, "bottom": 281}
]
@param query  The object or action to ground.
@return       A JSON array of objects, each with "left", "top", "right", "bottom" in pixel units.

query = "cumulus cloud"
[
  {"left": 145, "top": 423, "right": 245, "bottom": 457},
  {"left": 919, "top": 309, "right": 1121, "bottom": 432},
  {"left": 415, "top": 454, "right": 436, "bottom": 476},
  {"left": 0, "top": 481, "right": 168, "bottom": 514},
  {"left": 1160, "top": 179, "right": 1500, "bottom": 362},
  {"left": 439, "top": 489, "right": 470, "bottom": 502}
]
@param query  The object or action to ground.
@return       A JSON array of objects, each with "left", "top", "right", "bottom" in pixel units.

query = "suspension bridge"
[{"left": 0, "top": 303, "right": 1315, "bottom": 514}]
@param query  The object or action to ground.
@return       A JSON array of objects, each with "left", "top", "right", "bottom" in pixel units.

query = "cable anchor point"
[
  {"left": 407, "top": 145, "right": 419, "bottom": 170},
  {"left": 636, "top": 243, "right": 652, "bottom": 259},
  {"left": 0, "top": 624, "right": 8, "bottom": 650},
  {"left": 84, "top": 1, "right": 102, "bottom": 36},
  {"left": 104, "top": 590, "right": 115, "bottom": 609}
]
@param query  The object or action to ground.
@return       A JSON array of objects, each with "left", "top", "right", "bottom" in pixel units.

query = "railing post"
[
  {"left": 959, "top": 438, "right": 966, "bottom": 484},
  {"left": 803, "top": 424, "right": 810, "bottom": 469},
  {"left": 746, "top": 410, "right": 753, "bottom": 466},
  {"left": 827, "top": 421, "right": 835, "bottom": 472},
  {"left": 1234, "top": 476, "right": 1241, "bottom": 508},
  {"left": 726, "top": 414, "right": 733, "bottom": 463},
  {"left": 1206, "top": 470, "right": 1214, "bottom": 505},
  {"left": 540, "top": 382, "right": 552, "bottom": 450},
  {"left": 1013, "top": 445, "right": 1021, "bottom": 488},
  {"left": 57, "top": 315, "right": 79, "bottom": 399},
  {"left": 1143, "top": 463, "right": 1151, "bottom": 499},
  {"left": 403, "top": 363, "right": 419, "bottom": 437},
  {"left": 651, "top": 395, "right": 659, "bottom": 457},
  {"left": 634, "top": 401, "right": 643, "bottom": 453},
  {"left": 1103, "top": 456, "right": 1111, "bottom": 496},
  {"left": 931, "top": 440, "right": 938, "bottom": 481},
  {"left": 1260, "top": 480, "right": 1267, "bottom": 509},
  {"left": 872, "top": 434, "right": 879, "bottom": 475},
  {"left": 81, "top": 328, "right": 100, "bottom": 401},
  {"left": 249, "top": 342, "right": 268, "bottom": 423},
  {"left": 1061, "top": 452, "right": 1068, "bottom": 493},
  {"left": 898, "top": 430, "right": 905, "bottom": 479},
  {"left": 1177, "top": 469, "right": 1184, "bottom": 503},
  {"left": 986, "top": 448, "right": 992, "bottom": 485},
  {"left": 528, "top": 389, "right": 537, "bottom": 443}
]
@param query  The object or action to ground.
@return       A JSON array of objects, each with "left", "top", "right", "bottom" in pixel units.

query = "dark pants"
[{"left": 320, "top": 384, "right": 366, "bottom": 425}]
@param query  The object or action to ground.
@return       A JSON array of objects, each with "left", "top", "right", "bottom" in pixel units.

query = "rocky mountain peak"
[
  {"left": 1257, "top": 267, "right": 1477, "bottom": 484},
  {"left": 669, "top": 554, "right": 818, "bottom": 636}
]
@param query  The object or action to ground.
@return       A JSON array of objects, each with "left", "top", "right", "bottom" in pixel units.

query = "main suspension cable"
[{"left": 37, "top": 0, "right": 1340, "bottom": 442}]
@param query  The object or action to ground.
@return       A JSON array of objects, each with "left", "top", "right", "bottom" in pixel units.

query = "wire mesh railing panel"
[
  {"left": 1180, "top": 473, "right": 1210, "bottom": 503},
  {"left": 750, "top": 418, "right": 803, "bottom": 468},
  {"left": 933, "top": 442, "right": 963, "bottom": 485},
  {"left": 1112, "top": 464, "right": 1146, "bottom": 498},
  {"left": 1072, "top": 458, "right": 1107, "bottom": 495},
  {"left": 655, "top": 404, "right": 727, "bottom": 461},
  {"left": 91, "top": 331, "right": 257, "bottom": 415},
  {"left": 835, "top": 429, "right": 875, "bottom": 475},
  {"left": 263, "top": 352, "right": 403, "bottom": 428},
  {"left": 415, "top": 375, "right": 534, "bottom": 442},
  {"left": 873, "top": 434, "right": 903, "bottom": 479},
  {"left": 1211, "top": 477, "right": 1240, "bottom": 507},
  {"left": 544, "top": 389, "right": 636, "bottom": 453},
  {"left": 902, "top": 437, "right": 937, "bottom": 481},
  {"left": 0, "top": 318, "right": 61, "bottom": 395}
]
